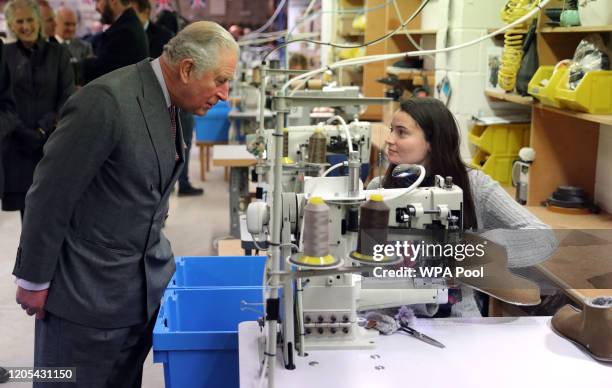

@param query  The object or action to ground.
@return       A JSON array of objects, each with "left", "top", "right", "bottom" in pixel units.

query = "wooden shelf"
[
  {"left": 534, "top": 103, "right": 612, "bottom": 126},
  {"left": 386, "top": 67, "right": 434, "bottom": 81},
  {"left": 340, "top": 32, "right": 365, "bottom": 37},
  {"left": 539, "top": 25, "right": 612, "bottom": 33},
  {"left": 526, "top": 206, "right": 612, "bottom": 229},
  {"left": 484, "top": 90, "right": 533, "bottom": 106},
  {"left": 362, "top": 0, "right": 427, "bottom": 121},
  {"left": 390, "top": 29, "right": 437, "bottom": 36}
]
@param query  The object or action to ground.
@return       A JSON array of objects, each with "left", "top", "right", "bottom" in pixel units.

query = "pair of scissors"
[{"left": 398, "top": 321, "right": 445, "bottom": 348}]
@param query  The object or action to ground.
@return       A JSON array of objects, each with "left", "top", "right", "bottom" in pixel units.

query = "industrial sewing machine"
[
  {"left": 245, "top": 86, "right": 464, "bottom": 370},
  {"left": 242, "top": 65, "right": 468, "bottom": 387},
  {"left": 247, "top": 167, "right": 463, "bottom": 364}
]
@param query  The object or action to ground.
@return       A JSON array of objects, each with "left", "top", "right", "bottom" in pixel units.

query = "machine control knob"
[{"left": 444, "top": 176, "right": 453, "bottom": 189}]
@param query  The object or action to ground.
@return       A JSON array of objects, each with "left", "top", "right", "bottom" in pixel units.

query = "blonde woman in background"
[{"left": 1, "top": 0, "right": 74, "bottom": 221}]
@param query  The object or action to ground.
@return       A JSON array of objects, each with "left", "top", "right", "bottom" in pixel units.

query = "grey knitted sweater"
[
  {"left": 368, "top": 169, "right": 557, "bottom": 267},
  {"left": 367, "top": 169, "right": 558, "bottom": 317}
]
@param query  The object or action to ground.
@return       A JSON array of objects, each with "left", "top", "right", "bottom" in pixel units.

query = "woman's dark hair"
[{"left": 382, "top": 98, "right": 478, "bottom": 230}]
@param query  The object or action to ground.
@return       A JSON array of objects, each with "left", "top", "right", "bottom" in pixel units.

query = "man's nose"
[{"left": 217, "top": 83, "right": 229, "bottom": 101}]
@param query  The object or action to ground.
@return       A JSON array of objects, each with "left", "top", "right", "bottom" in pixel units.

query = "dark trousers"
[
  {"left": 34, "top": 308, "right": 158, "bottom": 388},
  {"left": 178, "top": 111, "right": 194, "bottom": 189}
]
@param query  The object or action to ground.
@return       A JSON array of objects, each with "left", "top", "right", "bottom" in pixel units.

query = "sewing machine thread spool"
[
  {"left": 282, "top": 128, "right": 295, "bottom": 165},
  {"left": 350, "top": 194, "right": 397, "bottom": 265},
  {"left": 308, "top": 126, "right": 327, "bottom": 164},
  {"left": 289, "top": 197, "right": 339, "bottom": 268}
]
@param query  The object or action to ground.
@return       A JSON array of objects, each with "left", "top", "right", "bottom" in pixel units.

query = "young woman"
[{"left": 368, "top": 97, "right": 557, "bottom": 316}]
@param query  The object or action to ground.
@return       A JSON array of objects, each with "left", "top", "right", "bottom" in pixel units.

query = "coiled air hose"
[{"left": 498, "top": 0, "right": 541, "bottom": 92}]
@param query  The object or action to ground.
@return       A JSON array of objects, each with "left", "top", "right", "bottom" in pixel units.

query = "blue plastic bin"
[
  {"left": 153, "top": 288, "right": 262, "bottom": 388},
  {"left": 169, "top": 256, "right": 265, "bottom": 288},
  {"left": 195, "top": 101, "right": 231, "bottom": 142}
]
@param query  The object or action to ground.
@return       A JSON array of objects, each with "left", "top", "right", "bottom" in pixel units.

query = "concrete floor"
[{"left": 0, "top": 149, "right": 230, "bottom": 387}]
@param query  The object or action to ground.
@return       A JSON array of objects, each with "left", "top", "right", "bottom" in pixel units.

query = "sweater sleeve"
[{"left": 469, "top": 169, "right": 558, "bottom": 268}]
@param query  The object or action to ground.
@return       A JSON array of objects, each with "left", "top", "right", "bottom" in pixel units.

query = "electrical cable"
[
  {"left": 325, "top": 115, "right": 353, "bottom": 153},
  {"left": 391, "top": 0, "right": 434, "bottom": 59},
  {"left": 241, "top": 0, "right": 404, "bottom": 47},
  {"left": 262, "top": 0, "right": 430, "bottom": 62},
  {"left": 378, "top": 164, "right": 426, "bottom": 201},
  {"left": 243, "top": 0, "right": 288, "bottom": 39},
  {"left": 239, "top": 32, "right": 319, "bottom": 47},
  {"left": 287, "top": 0, "right": 318, "bottom": 36},
  {"left": 322, "top": 161, "right": 348, "bottom": 177},
  {"left": 282, "top": 0, "right": 551, "bottom": 95}
]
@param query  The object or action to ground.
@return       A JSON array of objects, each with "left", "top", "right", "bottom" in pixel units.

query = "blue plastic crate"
[
  {"left": 169, "top": 256, "right": 266, "bottom": 288},
  {"left": 153, "top": 288, "right": 262, "bottom": 388},
  {"left": 195, "top": 101, "right": 231, "bottom": 142}
]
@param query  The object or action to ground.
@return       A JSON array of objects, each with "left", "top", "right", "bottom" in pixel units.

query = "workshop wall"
[{"left": 423, "top": 0, "right": 530, "bottom": 162}]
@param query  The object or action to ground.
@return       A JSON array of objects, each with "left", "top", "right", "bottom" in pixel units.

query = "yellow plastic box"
[
  {"left": 528, "top": 65, "right": 568, "bottom": 108},
  {"left": 468, "top": 123, "right": 529, "bottom": 155},
  {"left": 470, "top": 149, "right": 516, "bottom": 185},
  {"left": 555, "top": 70, "right": 612, "bottom": 114}
]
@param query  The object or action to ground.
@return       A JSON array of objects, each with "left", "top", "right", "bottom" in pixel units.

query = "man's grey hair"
[
  {"left": 4, "top": 0, "right": 43, "bottom": 38},
  {"left": 163, "top": 21, "right": 239, "bottom": 77}
]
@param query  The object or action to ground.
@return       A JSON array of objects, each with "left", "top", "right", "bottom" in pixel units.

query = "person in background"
[
  {"left": 131, "top": 0, "right": 173, "bottom": 58},
  {"left": 54, "top": 6, "right": 93, "bottom": 85},
  {"left": 13, "top": 21, "right": 238, "bottom": 387},
  {"left": 1, "top": 41, "right": 16, "bottom": 211},
  {"left": 228, "top": 24, "right": 243, "bottom": 40},
  {"left": 2, "top": 0, "right": 75, "bottom": 220},
  {"left": 0, "top": 46, "right": 10, "bottom": 385},
  {"left": 80, "top": 0, "right": 148, "bottom": 83},
  {"left": 289, "top": 52, "right": 308, "bottom": 70},
  {"left": 37, "top": 0, "right": 55, "bottom": 39},
  {"left": 131, "top": 0, "right": 202, "bottom": 196},
  {"left": 155, "top": 8, "right": 178, "bottom": 34},
  {"left": 54, "top": 6, "right": 93, "bottom": 60},
  {"left": 176, "top": 109, "right": 203, "bottom": 196}
]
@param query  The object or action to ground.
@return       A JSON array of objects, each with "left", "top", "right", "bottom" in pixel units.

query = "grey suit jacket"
[
  {"left": 13, "top": 59, "right": 184, "bottom": 328},
  {"left": 63, "top": 38, "right": 93, "bottom": 61}
]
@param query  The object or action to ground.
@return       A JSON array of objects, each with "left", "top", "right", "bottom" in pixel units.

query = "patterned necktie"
[{"left": 168, "top": 105, "right": 179, "bottom": 161}]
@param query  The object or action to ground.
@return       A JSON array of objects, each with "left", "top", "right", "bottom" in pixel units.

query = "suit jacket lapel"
[{"left": 135, "top": 60, "right": 175, "bottom": 192}]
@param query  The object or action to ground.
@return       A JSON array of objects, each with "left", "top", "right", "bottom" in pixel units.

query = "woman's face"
[
  {"left": 385, "top": 110, "right": 431, "bottom": 166},
  {"left": 9, "top": 6, "right": 40, "bottom": 47}
]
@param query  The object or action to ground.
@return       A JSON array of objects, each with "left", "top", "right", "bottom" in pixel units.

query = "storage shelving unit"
[
  {"left": 484, "top": 0, "right": 612, "bottom": 212},
  {"left": 360, "top": 0, "right": 433, "bottom": 121}
]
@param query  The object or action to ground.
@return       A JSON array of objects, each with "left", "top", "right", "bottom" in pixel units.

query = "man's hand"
[{"left": 16, "top": 286, "right": 48, "bottom": 320}]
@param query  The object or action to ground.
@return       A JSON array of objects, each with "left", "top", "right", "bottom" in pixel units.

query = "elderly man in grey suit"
[
  {"left": 54, "top": 6, "right": 93, "bottom": 85},
  {"left": 55, "top": 6, "right": 93, "bottom": 59},
  {"left": 14, "top": 21, "right": 238, "bottom": 388}
]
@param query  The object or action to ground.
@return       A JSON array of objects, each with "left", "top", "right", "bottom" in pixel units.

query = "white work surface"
[
  {"left": 212, "top": 145, "right": 256, "bottom": 164},
  {"left": 228, "top": 109, "right": 274, "bottom": 119},
  {"left": 239, "top": 318, "right": 612, "bottom": 388}
]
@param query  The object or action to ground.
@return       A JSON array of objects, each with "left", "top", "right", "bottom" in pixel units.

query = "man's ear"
[{"left": 178, "top": 58, "right": 195, "bottom": 84}]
